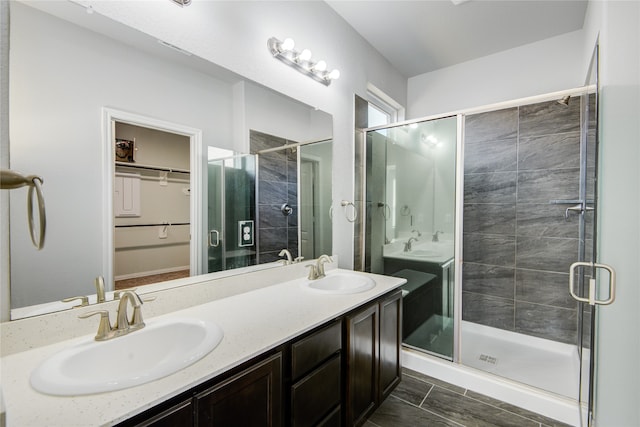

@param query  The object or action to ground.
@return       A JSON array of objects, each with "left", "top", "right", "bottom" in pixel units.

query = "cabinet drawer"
[
  {"left": 291, "top": 354, "right": 341, "bottom": 427},
  {"left": 291, "top": 320, "right": 341, "bottom": 380}
]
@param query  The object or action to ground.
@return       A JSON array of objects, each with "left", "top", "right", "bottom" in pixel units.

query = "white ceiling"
[{"left": 325, "top": 0, "right": 588, "bottom": 78}]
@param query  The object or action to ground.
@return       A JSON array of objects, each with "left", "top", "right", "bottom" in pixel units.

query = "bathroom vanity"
[{"left": 0, "top": 266, "right": 404, "bottom": 426}]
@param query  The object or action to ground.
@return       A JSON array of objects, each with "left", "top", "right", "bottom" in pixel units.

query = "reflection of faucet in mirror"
[
  {"left": 412, "top": 229, "right": 422, "bottom": 238},
  {"left": 432, "top": 231, "right": 444, "bottom": 242},
  {"left": 95, "top": 276, "right": 106, "bottom": 303},
  {"left": 403, "top": 237, "right": 419, "bottom": 252},
  {"left": 279, "top": 249, "right": 293, "bottom": 265}
]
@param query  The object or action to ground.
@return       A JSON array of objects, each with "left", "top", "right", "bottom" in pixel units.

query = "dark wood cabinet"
[
  {"left": 345, "top": 290, "right": 403, "bottom": 427},
  {"left": 345, "top": 303, "right": 379, "bottom": 426},
  {"left": 134, "top": 400, "right": 193, "bottom": 427},
  {"left": 118, "top": 289, "right": 402, "bottom": 427},
  {"left": 291, "top": 320, "right": 342, "bottom": 427},
  {"left": 378, "top": 290, "right": 403, "bottom": 401},
  {"left": 195, "top": 352, "right": 282, "bottom": 427}
]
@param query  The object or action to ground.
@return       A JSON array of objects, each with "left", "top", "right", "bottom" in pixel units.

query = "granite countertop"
[{"left": 1, "top": 269, "right": 405, "bottom": 426}]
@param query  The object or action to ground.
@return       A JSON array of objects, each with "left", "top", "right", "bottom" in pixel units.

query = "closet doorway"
[{"left": 103, "top": 108, "right": 203, "bottom": 292}]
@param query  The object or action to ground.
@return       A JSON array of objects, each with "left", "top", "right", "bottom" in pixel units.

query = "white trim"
[
  {"left": 366, "top": 82, "right": 406, "bottom": 122},
  {"left": 102, "top": 108, "right": 203, "bottom": 291},
  {"left": 403, "top": 349, "right": 586, "bottom": 427},
  {"left": 114, "top": 266, "right": 189, "bottom": 281}
]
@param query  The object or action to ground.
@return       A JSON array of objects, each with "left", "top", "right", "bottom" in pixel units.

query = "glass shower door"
[
  {"left": 207, "top": 159, "right": 224, "bottom": 273},
  {"left": 207, "top": 155, "right": 256, "bottom": 273},
  {"left": 365, "top": 116, "right": 457, "bottom": 359}
]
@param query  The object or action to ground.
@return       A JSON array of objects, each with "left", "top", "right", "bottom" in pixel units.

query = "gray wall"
[{"left": 462, "top": 98, "right": 591, "bottom": 345}]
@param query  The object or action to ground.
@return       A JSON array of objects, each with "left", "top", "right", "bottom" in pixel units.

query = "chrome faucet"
[
  {"left": 307, "top": 254, "right": 332, "bottom": 280},
  {"left": 279, "top": 249, "right": 293, "bottom": 265},
  {"left": 404, "top": 237, "right": 419, "bottom": 252},
  {"left": 432, "top": 230, "right": 443, "bottom": 242},
  {"left": 79, "top": 290, "right": 146, "bottom": 341}
]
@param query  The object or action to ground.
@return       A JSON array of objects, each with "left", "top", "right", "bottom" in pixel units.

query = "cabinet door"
[
  {"left": 195, "top": 352, "right": 282, "bottom": 427},
  {"left": 345, "top": 303, "right": 379, "bottom": 427},
  {"left": 134, "top": 400, "right": 193, "bottom": 427},
  {"left": 379, "top": 290, "right": 403, "bottom": 401}
]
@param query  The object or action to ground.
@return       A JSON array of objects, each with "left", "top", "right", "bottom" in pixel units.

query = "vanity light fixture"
[
  {"left": 171, "top": 0, "right": 192, "bottom": 6},
  {"left": 268, "top": 37, "right": 340, "bottom": 86}
]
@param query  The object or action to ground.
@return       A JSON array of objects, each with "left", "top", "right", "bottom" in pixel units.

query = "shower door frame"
[{"left": 451, "top": 86, "right": 601, "bottom": 419}]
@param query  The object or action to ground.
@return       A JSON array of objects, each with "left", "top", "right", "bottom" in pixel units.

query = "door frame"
[{"left": 102, "top": 107, "right": 203, "bottom": 290}]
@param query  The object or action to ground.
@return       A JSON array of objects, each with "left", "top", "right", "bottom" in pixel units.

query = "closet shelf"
[
  {"left": 115, "top": 162, "right": 190, "bottom": 174},
  {"left": 116, "top": 222, "right": 190, "bottom": 228}
]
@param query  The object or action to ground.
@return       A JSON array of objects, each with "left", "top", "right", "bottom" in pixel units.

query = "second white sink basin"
[
  {"left": 30, "top": 317, "right": 223, "bottom": 396},
  {"left": 303, "top": 271, "right": 376, "bottom": 294}
]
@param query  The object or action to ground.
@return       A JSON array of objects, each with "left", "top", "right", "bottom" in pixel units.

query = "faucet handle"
[
  {"left": 78, "top": 310, "right": 113, "bottom": 341},
  {"left": 294, "top": 256, "right": 304, "bottom": 263},
  {"left": 62, "top": 295, "right": 89, "bottom": 308}
]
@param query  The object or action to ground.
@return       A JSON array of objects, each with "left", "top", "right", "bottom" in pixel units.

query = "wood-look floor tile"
[
  {"left": 368, "top": 395, "right": 462, "bottom": 427},
  {"left": 421, "top": 386, "right": 539, "bottom": 427},
  {"left": 465, "top": 390, "right": 573, "bottom": 427}
]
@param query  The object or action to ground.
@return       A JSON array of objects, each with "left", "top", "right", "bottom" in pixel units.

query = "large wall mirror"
[{"left": 8, "top": 1, "right": 332, "bottom": 319}]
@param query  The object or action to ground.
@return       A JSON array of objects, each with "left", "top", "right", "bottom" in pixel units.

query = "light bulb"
[
  {"left": 298, "top": 49, "right": 312, "bottom": 62},
  {"left": 280, "top": 38, "right": 295, "bottom": 52},
  {"left": 328, "top": 69, "right": 340, "bottom": 80},
  {"left": 313, "top": 60, "right": 327, "bottom": 72}
]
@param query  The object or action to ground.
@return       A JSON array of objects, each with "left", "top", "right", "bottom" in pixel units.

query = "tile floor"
[{"left": 365, "top": 368, "right": 573, "bottom": 427}]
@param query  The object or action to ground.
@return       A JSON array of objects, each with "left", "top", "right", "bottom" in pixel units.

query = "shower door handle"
[
  {"left": 569, "top": 261, "right": 616, "bottom": 306},
  {"left": 208, "top": 229, "right": 220, "bottom": 247},
  {"left": 564, "top": 204, "right": 594, "bottom": 219}
]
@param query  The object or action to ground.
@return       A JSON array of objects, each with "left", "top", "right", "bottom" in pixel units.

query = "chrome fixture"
[
  {"left": 1, "top": 169, "right": 46, "bottom": 249},
  {"left": 306, "top": 254, "right": 332, "bottom": 280},
  {"left": 557, "top": 95, "right": 571, "bottom": 106},
  {"left": 268, "top": 37, "right": 340, "bottom": 86},
  {"left": 279, "top": 249, "right": 293, "bottom": 265},
  {"left": 170, "top": 0, "right": 191, "bottom": 6},
  {"left": 403, "top": 237, "right": 418, "bottom": 252},
  {"left": 432, "top": 230, "right": 443, "bottom": 242},
  {"left": 79, "top": 290, "right": 146, "bottom": 341},
  {"left": 412, "top": 229, "right": 422, "bottom": 237}
]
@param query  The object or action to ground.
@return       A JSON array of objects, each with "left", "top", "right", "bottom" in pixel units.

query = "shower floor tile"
[{"left": 365, "top": 368, "right": 573, "bottom": 427}]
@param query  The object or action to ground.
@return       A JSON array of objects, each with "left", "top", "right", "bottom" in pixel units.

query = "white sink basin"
[
  {"left": 302, "top": 271, "right": 376, "bottom": 294},
  {"left": 31, "top": 317, "right": 223, "bottom": 396}
]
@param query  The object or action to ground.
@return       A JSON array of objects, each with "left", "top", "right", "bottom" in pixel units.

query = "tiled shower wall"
[
  {"left": 462, "top": 98, "right": 592, "bottom": 345},
  {"left": 250, "top": 130, "right": 299, "bottom": 263}
]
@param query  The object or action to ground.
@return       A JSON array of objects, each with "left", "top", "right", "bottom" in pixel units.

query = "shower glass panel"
[
  {"left": 365, "top": 116, "right": 457, "bottom": 359},
  {"left": 207, "top": 154, "right": 256, "bottom": 273},
  {"left": 460, "top": 92, "right": 598, "bottom": 404},
  {"left": 299, "top": 140, "right": 333, "bottom": 260}
]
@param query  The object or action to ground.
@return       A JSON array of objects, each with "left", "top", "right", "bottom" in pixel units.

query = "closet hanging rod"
[
  {"left": 115, "top": 162, "right": 190, "bottom": 174},
  {"left": 115, "top": 222, "right": 190, "bottom": 228}
]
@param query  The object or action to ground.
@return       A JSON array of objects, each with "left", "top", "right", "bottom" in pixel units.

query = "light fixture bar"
[{"left": 267, "top": 37, "right": 339, "bottom": 86}]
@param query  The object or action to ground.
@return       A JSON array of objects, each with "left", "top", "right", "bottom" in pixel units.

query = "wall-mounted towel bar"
[{"left": 0, "top": 169, "right": 46, "bottom": 249}]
